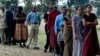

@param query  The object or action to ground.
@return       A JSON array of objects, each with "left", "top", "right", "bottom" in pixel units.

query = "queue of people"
[
  {"left": 44, "top": 4, "right": 99, "bottom": 56},
  {"left": 0, "top": 3, "right": 99, "bottom": 56}
]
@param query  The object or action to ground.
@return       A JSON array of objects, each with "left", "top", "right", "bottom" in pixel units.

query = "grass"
[{"left": 38, "top": 20, "right": 46, "bottom": 47}]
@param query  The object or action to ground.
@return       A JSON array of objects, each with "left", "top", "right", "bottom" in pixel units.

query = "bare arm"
[
  {"left": 63, "top": 21, "right": 67, "bottom": 44},
  {"left": 83, "top": 19, "right": 98, "bottom": 27},
  {"left": 72, "top": 21, "right": 76, "bottom": 39},
  {"left": 92, "top": 19, "right": 98, "bottom": 25},
  {"left": 63, "top": 21, "right": 66, "bottom": 36}
]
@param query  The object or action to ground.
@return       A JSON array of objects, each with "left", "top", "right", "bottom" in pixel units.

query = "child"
[{"left": 57, "top": 24, "right": 64, "bottom": 56}]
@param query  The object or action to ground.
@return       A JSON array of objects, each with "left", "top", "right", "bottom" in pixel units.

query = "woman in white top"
[{"left": 0, "top": 5, "right": 7, "bottom": 44}]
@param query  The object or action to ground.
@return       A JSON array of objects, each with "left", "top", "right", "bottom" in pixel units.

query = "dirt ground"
[{"left": 0, "top": 45, "right": 52, "bottom": 56}]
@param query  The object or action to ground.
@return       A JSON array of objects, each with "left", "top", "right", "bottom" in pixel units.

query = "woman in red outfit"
[
  {"left": 82, "top": 4, "right": 99, "bottom": 56},
  {"left": 47, "top": 6, "right": 60, "bottom": 50}
]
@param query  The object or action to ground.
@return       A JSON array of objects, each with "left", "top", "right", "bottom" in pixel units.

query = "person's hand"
[
  {"left": 64, "top": 40, "right": 68, "bottom": 45},
  {"left": 87, "top": 22, "right": 92, "bottom": 25},
  {"left": 24, "top": 21, "right": 27, "bottom": 26},
  {"left": 73, "top": 35, "right": 77, "bottom": 40},
  {"left": 24, "top": 21, "right": 29, "bottom": 26},
  {"left": 47, "top": 31, "right": 49, "bottom": 33}
]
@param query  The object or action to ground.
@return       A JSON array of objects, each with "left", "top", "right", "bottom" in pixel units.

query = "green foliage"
[
  {"left": 0, "top": 0, "right": 6, "bottom": 5},
  {"left": 24, "top": 0, "right": 32, "bottom": 14},
  {"left": 90, "top": 1, "right": 100, "bottom": 7},
  {"left": 44, "top": 0, "right": 52, "bottom": 5}
]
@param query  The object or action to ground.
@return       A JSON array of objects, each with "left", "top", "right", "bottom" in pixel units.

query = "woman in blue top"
[{"left": 72, "top": 6, "right": 84, "bottom": 56}]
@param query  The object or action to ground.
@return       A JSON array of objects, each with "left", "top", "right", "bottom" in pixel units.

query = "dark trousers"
[
  {"left": 6, "top": 28, "right": 13, "bottom": 44},
  {"left": 44, "top": 24, "right": 52, "bottom": 51},
  {"left": 6, "top": 23, "right": 16, "bottom": 44},
  {"left": 56, "top": 41, "right": 64, "bottom": 56}
]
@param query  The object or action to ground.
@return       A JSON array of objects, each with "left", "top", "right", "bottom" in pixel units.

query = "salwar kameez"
[{"left": 72, "top": 15, "right": 84, "bottom": 56}]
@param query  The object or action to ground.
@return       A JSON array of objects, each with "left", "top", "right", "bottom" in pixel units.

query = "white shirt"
[
  {"left": 57, "top": 31, "right": 64, "bottom": 42},
  {"left": 0, "top": 10, "right": 7, "bottom": 29}
]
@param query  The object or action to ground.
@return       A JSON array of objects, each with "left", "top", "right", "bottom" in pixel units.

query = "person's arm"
[
  {"left": 83, "top": 19, "right": 91, "bottom": 27},
  {"left": 5, "top": 10, "right": 9, "bottom": 26},
  {"left": 83, "top": 14, "right": 92, "bottom": 26},
  {"left": 44, "top": 13, "right": 47, "bottom": 23},
  {"left": 72, "top": 17, "right": 77, "bottom": 39},
  {"left": 83, "top": 14, "right": 98, "bottom": 27},
  {"left": 63, "top": 21, "right": 67, "bottom": 44},
  {"left": 92, "top": 19, "right": 98, "bottom": 25},
  {"left": 47, "top": 12, "right": 52, "bottom": 31},
  {"left": 54, "top": 16, "right": 59, "bottom": 35},
  {"left": 63, "top": 21, "right": 66, "bottom": 35},
  {"left": 25, "top": 12, "right": 31, "bottom": 25},
  {"left": 83, "top": 19, "right": 98, "bottom": 27},
  {"left": 38, "top": 14, "right": 41, "bottom": 25}
]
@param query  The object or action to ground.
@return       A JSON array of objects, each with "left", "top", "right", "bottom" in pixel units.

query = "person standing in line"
[
  {"left": 47, "top": 6, "right": 60, "bottom": 53},
  {"left": 82, "top": 4, "right": 99, "bottom": 56},
  {"left": 5, "top": 5, "right": 16, "bottom": 45},
  {"left": 14, "top": 6, "right": 28, "bottom": 47},
  {"left": 0, "top": 5, "right": 7, "bottom": 44},
  {"left": 56, "top": 24, "right": 64, "bottom": 56},
  {"left": 54, "top": 6, "right": 67, "bottom": 55},
  {"left": 63, "top": 9, "right": 73, "bottom": 56},
  {"left": 72, "top": 6, "right": 84, "bottom": 56},
  {"left": 44, "top": 6, "right": 53, "bottom": 52},
  {"left": 25, "top": 6, "right": 41, "bottom": 49}
]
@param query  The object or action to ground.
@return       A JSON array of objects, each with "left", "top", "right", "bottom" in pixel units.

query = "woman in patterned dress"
[
  {"left": 14, "top": 6, "right": 28, "bottom": 47},
  {"left": 63, "top": 9, "right": 73, "bottom": 56},
  {"left": 72, "top": 6, "right": 84, "bottom": 56}
]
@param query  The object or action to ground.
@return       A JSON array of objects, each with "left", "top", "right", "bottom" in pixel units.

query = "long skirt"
[
  {"left": 82, "top": 27, "right": 99, "bottom": 56},
  {"left": 14, "top": 23, "right": 28, "bottom": 42},
  {"left": 49, "top": 27, "right": 56, "bottom": 49},
  {"left": 63, "top": 29, "right": 73, "bottom": 56}
]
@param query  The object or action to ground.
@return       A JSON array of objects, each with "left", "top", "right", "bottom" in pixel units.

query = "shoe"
[
  {"left": 23, "top": 43, "right": 26, "bottom": 47},
  {"left": 33, "top": 47, "right": 40, "bottom": 50},
  {"left": 8, "top": 43, "right": 11, "bottom": 46},
  {"left": 55, "top": 54, "right": 60, "bottom": 56},
  {"left": 49, "top": 50, "right": 52, "bottom": 53},
  {"left": 26, "top": 46, "right": 29, "bottom": 49},
  {"left": 44, "top": 49, "right": 47, "bottom": 53},
  {"left": 1, "top": 42, "right": 7, "bottom": 45},
  {"left": 12, "top": 43, "right": 16, "bottom": 45}
]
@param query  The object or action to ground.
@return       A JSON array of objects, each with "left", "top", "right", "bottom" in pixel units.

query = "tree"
[
  {"left": 0, "top": 0, "right": 6, "bottom": 4},
  {"left": 67, "top": 0, "right": 88, "bottom": 8},
  {"left": 24, "top": 0, "right": 32, "bottom": 14},
  {"left": 44, "top": 0, "right": 57, "bottom": 5}
]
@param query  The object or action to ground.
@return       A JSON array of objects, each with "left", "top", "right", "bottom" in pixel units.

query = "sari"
[{"left": 82, "top": 13, "right": 99, "bottom": 56}]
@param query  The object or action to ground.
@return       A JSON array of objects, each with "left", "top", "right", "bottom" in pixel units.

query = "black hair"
[
  {"left": 76, "top": 5, "right": 82, "bottom": 11},
  {"left": 62, "top": 6, "right": 66, "bottom": 9},
  {"left": 64, "top": 9, "right": 71, "bottom": 15},
  {"left": 53, "top": 5, "right": 57, "bottom": 10},
  {"left": 86, "top": 4, "right": 92, "bottom": 9},
  {"left": 18, "top": 6, "right": 23, "bottom": 11},
  {"left": 49, "top": 6, "right": 53, "bottom": 10},
  {"left": 1, "top": 6, "right": 5, "bottom": 12}
]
